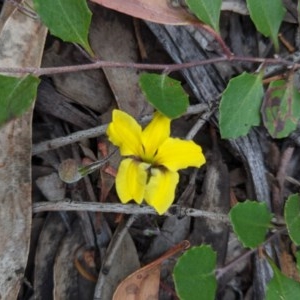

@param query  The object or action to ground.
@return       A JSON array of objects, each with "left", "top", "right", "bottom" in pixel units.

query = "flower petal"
[
  {"left": 116, "top": 158, "right": 149, "bottom": 204},
  {"left": 106, "top": 109, "right": 143, "bottom": 156},
  {"left": 155, "top": 138, "right": 206, "bottom": 171},
  {"left": 141, "top": 112, "right": 170, "bottom": 162},
  {"left": 144, "top": 168, "right": 179, "bottom": 215}
]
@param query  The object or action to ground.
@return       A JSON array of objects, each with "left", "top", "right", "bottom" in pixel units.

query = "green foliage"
[
  {"left": 266, "top": 259, "right": 300, "bottom": 300},
  {"left": 0, "top": 75, "right": 40, "bottom": 127},
  {"left": 219, "top": 72, "right": 263, "bottom": 139},
  {"left": 284, "top": 194, "right": 300, "bottom": 246},
  {"left": 186, "top": 0, "right": 222, "bottom": 33},
  {"left": 173, "top": 245, "right": 217, "bottom": 300},
  {"left": 246, "top": 0, "right": 286, "bottom": 50},
  {"left": 33, "top": 0, "right": 93, "bottom": 56},
  {"left": 262, "top": 80, "right": 300, "bottom": 138},
  {"left": 139, "top": 73, "right": 189, "bottom": 119},
  {"left": 229, "top": 200, "right": 273, "bottom": 248}
]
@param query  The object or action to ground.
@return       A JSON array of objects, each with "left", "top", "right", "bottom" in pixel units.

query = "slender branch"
[
  {"left": 0, "top": 56, "right": 295, "bottom": 76},
  {"left": 215, "top": 228, "right": 287, "bottom": 280},
  {"left": 186, "top": 109, "right": 215, "bottom": 140},
  {"left": 196, "top": 23, "right": 232, "bottom": 58},
  {"left": 32, "top": 103, "right": 210, "bottom": 155},
  {"left": 32, "top": 201, "right": 229, "bottom": 222},
  {"left": 32, "top": 123, "right": 107, "bottom": 155}
]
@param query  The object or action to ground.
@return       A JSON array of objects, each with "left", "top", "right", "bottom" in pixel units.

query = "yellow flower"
[{"left": 106, "top": 109, "right": 206, "bottom": 215}]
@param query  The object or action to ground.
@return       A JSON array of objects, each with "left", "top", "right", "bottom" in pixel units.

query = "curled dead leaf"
[
  {"left": 91, "top": 0, "right": 199, "bottom": 25},
  {"left": 113, "top": 240, "right": 190, "bottom": 300}
]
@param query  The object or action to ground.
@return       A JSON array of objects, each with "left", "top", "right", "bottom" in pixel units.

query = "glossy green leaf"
[
  {"left": 246, "top": 0, "right": 286, "bottom": 50},
  {"left": 262, "top": 80, "right": 300, "bottom": 139},
  {"left": 186, "top": 0, "right": 222, "bottom": 33},
  {"left": 173, "top": 245, "right": 217, "bottom": 300},
  {"left": 266, "top": 259, "right": 300, "bottom": 300},
  {"left": 229, "top": 200, "right": 272, "bottom": 248},
  {"left": 33, "top": 0, "right": 93, "bottom": 55},
  {"left": 0, "top": 75, "right": 40, "bottom": 127},
  {"left": 139, "top": 73, "right": 189, "bottom": 119},
  {"left": 284, "top": 194, "right": 300, "bottom": 246},
  {"left": 219, "top": 72, "right": 263, "bottom": 139}
]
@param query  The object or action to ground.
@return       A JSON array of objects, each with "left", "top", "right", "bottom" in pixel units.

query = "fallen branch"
[{"left": 33, "top": 201, "right": 229, "bottom": 223}]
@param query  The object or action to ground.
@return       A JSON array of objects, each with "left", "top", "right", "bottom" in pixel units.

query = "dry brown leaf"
[
  {"left": 35, "top": 81, "right": 98, "bottom": 129},
  {"left": 90, "top": 6, "right": 152, "bottom": 118},
  {"left": 0, "top": 1, "right": 47, "bottom": 298},
  {"left": 42, "top": 42, "right": 113, "bottom": 114},
  {"left": 95, "top": 231, "right": 140, "bottom": 299},
  {"left": 113, "top": 265, "right": 160, "bottom": 300},
  {"left": 91, "top": 0, "right": 198, "bottom": 25},
  {"left": 113, "top": 240, "right": 190, "bottom": 300}
]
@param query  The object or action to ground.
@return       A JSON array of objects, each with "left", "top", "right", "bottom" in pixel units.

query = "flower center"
[{"left": 140, "top": 143, "right": 159, "bottom": 165}]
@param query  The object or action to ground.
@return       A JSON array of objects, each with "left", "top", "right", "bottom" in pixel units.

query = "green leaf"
[
  {"left": 219, "top": 72, "right": 263, "bottom": 139},
  {"left": 139, "top": 73, "right": 189, "bottom": 119},
  {"left": 284, "top": 194, "right": 300, "bottom": 246},
  {"left": 0, "top": 75, "right": 40, "bottom": 127},
  {"left": 173, "top": 245, "right": 217, "bottom": 300},
  {"left": 262, "top": 80, "right": 300, "bottom": 139},
  {"left": 266, "top": 259, "right": 300, "bottom": 300},
  {"left": 246, "top": 0, "right": 286, "bottom": 50},
  {"left": 186, "top": 0, "right": 222, "bottom": 33},
  {"left": 33, "top": 0, "right": 93, "bottom": 56},
  {"left": 229, "top": 200, "right": 273, "bottom": 248}
]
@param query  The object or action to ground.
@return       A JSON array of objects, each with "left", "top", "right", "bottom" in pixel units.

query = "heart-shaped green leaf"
[
  {"left": 284, "top": 194, "right": 300, "bottom": 246},
  {"left": 219, "top": 72, "right": 263, "bottom": 139},
  {"left": 0, "top": 75, "right": 40, "bottom": 127},
  {"left": 229, "top": 200, "right": 272, "bottom": 248},
  {"left": 139, "top": 73, "right": 189, "bottom": 119},
  {"left": 33, "top": 0, "right": 93, "bottom": 55},
  {"left": 173, "top": 245, "right": 217, "bottom": 300}
]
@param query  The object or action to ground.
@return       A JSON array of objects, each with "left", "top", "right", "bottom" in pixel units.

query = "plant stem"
[
  {"left": 215, "top": 228, "right": 287, "bottom": 280},
  {"left": 0, "top": 56, "right": 294, "bottom": 76}
]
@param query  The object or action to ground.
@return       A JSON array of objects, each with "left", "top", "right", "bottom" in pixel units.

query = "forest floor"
[{"left": 1, "top": 1, "right": 300, "bottom": 299}]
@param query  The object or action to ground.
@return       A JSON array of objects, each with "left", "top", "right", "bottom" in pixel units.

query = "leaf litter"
[{"left": 1, "top": 1, "right": 300, "bottom": 299}]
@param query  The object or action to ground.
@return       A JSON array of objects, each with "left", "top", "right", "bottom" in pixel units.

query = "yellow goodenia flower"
[{"left": 106, "top": 109, "right": 206, "bottom": 215}]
